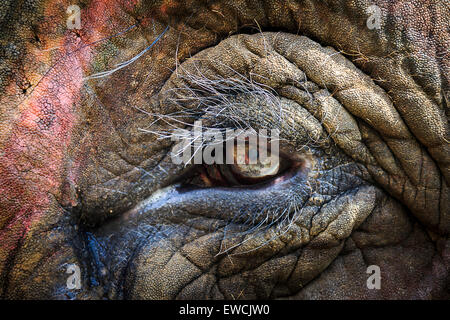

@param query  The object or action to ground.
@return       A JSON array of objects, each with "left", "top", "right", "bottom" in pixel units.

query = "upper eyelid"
[
  {"left": 154, "top": 68, "right": 332, "bottom": 152},
  {"left": 151, "top": 95, "right": 331, "bottom": 156}
]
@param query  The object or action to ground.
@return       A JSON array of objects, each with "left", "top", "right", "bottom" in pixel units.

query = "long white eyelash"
[
  {"left": 137, "top": 58, "right": 342, "bottom": 157},
  {"left": 215, "top": 188, "right": 313, "bottom": 256},
  {"left": 83, "top": 25, "right": 169, "bottom": 81}
]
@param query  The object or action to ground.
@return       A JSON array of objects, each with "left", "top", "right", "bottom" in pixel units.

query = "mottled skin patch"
[{"left": 0, "top": 0, "right": 448, "bottom": 299}]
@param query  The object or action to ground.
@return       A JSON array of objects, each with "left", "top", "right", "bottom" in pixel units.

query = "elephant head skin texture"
[{"left": 0, "top": 0, "right": 448, "bottom": 299}]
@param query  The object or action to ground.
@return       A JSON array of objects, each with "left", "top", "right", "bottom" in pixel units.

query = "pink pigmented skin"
[{"left": 0, "top": 0, "right": 140, "bottom": 263}]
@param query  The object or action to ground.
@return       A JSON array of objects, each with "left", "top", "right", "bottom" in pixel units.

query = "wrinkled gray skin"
[{"left": 0, "top": 0, "right": 448, "bottom": 299}]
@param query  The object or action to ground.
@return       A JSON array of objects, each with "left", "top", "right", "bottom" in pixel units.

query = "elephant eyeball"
[
  {"left": 229, "top": 143, "right": 280, "bottom": 180},
  {"left": 191, "top": 140, "right": 295, "bottom": 187},
  {"left": 208, "top": 142, "right": 291, "bottom": 186}
]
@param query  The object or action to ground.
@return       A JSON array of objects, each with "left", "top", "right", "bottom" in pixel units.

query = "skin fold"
[{"left": 0, "top": 0, "right": 448, "bottom": 299}]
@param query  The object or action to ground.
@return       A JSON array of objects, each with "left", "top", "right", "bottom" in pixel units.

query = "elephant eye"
[
  {"left": 230, "top": 151, "right": 280, "bottom": 179},
  {"left": 185, "top": 141, "right": 298, "bottom": 187}
]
